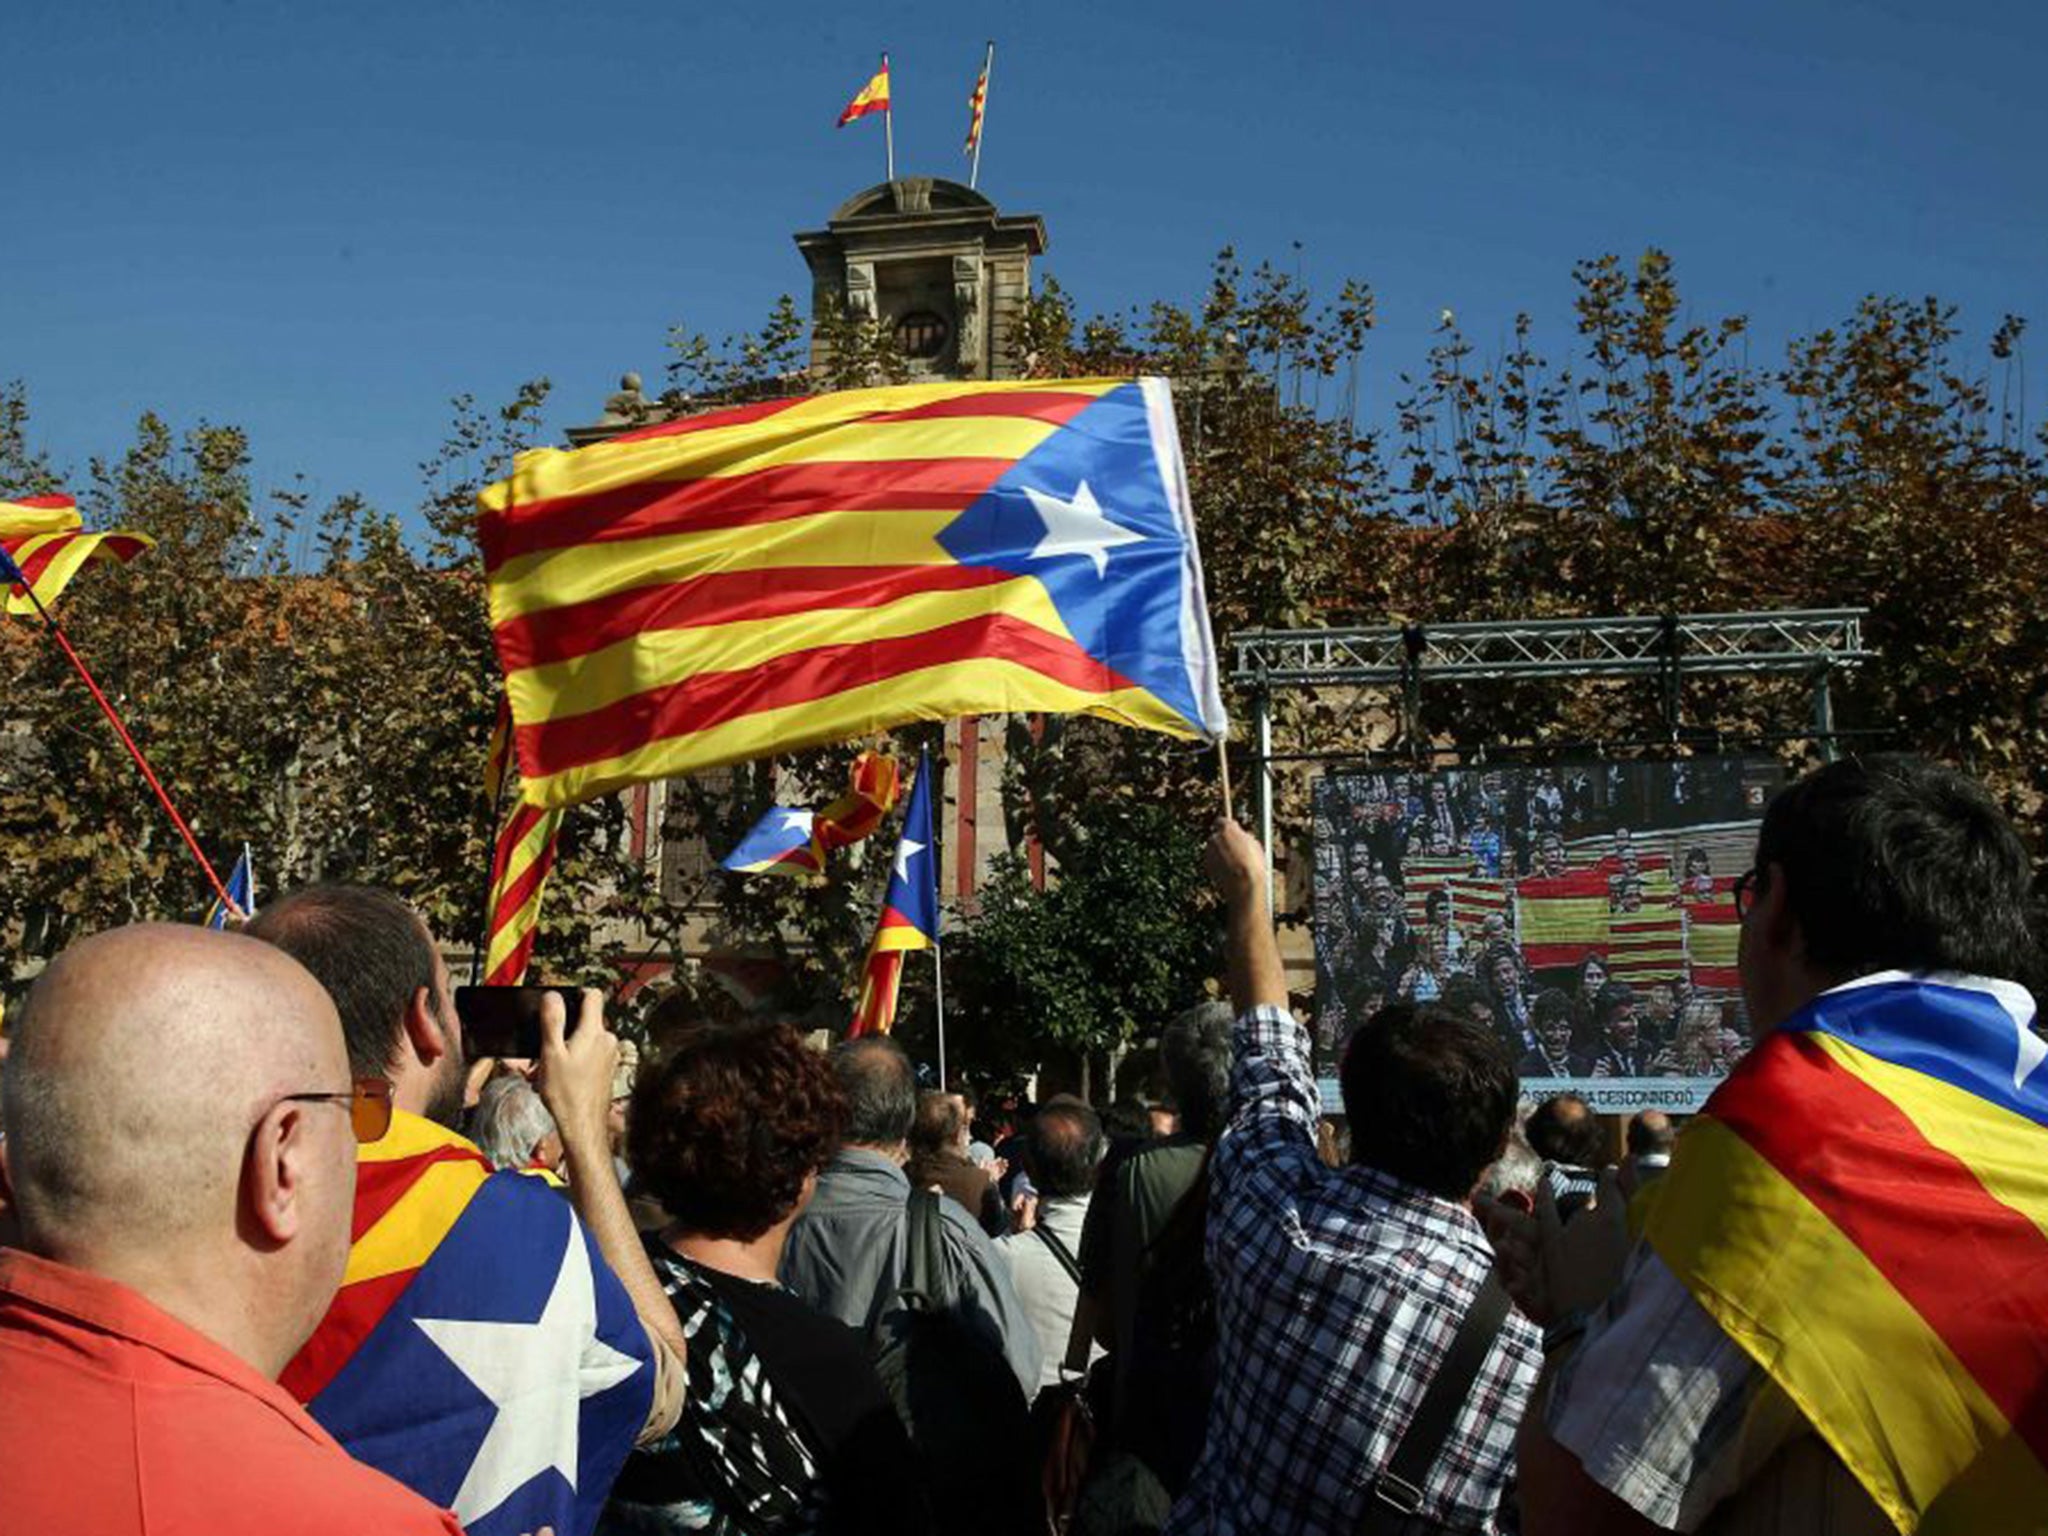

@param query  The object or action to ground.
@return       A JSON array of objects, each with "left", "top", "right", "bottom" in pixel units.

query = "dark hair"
[
  {"left": 1756, "top": 756, "right": 2039, "bottom": 985},
  {"left": 1626, "top": 1109, "right": 1676, "bottom": 1157},
  {"left": 1340, "top": 1002, "right": 1517, "bottom": 1200},
  {"left": 628, "top": 1019, "right": 846, "bottom": 1240},
  {"left": 246, "top": 885, "right": 436, "bottom": 1078},
  {"left": 1439, "top": 976, "right": 1491, "bottom": 1019},
  {"left": 908, "top": 1090, "right": 964, "bottom": 1157},
  {"left": 1594, "top": 982, "right": 1637, "bottom": 1028},
  {"left": 1161, "top": 1001, "right": 1234, "bottom": 1139},
  {"left": 831, "top": 1035, "right": 918, "bottom": 1146},
  {"left": 1025, "top": 1096, "right": 1105, "bottom": 1199},
  {"left": 1531, "top": 988, "right": 1573, "bottom": 1029},
  {"left": 1526, "top": 1093, "right": 1606, "bottom": 1169}
]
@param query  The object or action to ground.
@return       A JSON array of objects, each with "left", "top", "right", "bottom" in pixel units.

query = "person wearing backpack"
[{"left": 780, "top": 1037, "right": 1041, "bottom": 1395}]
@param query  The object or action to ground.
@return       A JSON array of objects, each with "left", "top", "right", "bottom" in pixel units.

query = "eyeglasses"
[
  {"left": 277, "top": 1078, "right": 394, "bottom": 1144},
  {"left": 1733, "top": 869, "right": 1761, "bottom": 919}
]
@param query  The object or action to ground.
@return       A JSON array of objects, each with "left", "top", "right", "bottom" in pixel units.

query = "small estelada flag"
[{"left": 838, "top": 55, "right": 890, "bottom": 126}]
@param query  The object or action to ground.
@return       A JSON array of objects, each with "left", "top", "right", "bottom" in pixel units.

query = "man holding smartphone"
[{"left": 248, "top": 885, "right": 684, "bottom": 1536}]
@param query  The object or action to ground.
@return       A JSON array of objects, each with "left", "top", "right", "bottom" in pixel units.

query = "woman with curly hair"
[{"left": 601, "top": 1017, "right": 928, "bottom": 1536}]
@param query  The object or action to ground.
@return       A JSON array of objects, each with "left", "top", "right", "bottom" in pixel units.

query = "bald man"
[{"left": 0, "top": 925, "right": 462, "bottom": 1535}]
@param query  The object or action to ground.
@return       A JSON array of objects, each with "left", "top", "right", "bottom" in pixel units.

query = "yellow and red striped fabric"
[
  {"left": 1607, "top": 907, "right": 1686, "bottom": 984},
  {"left": 848, "top": 947, "right": 904, "bottom": 1038},
  {"left": 814, "top": 750, "right": 900, "bottom": 851},
  {"left": 479, "top": 378, "right": 1225, "bottom": 809},
  {"left": 964, "top": 58, "right": 988, "bottom": 154},
  {"left": 279, "top": 1110, "right": 492, "bottom": 1403},
  {"left": 838, "top": 56, "right": 890, "bottom": 126},
  {"left": 1648, "top": 974, "right": 2048, "bottom": 1532},
  {"left": 1514, "top": 869, "right": 1612, "bottom": 969},
  {"left": 0, "top": 494, "right": 153, "bottom": 615},
  {"left": 1682, "top": 878, "right": 1742, "bottom": 988},
  {"left": 483, "top": 800, "right": 561, "bottom": 985}
]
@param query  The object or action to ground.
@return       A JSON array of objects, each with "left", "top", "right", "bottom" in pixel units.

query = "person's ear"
[
  {"left": 245, "top": 1101, "right": 315, "bottom": 1246},
  {"left": 401, "top": 984, "right": 450, "bottom": 1069}
]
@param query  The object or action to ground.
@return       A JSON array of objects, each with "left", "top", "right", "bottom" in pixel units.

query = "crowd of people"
[
  {"left": 1, "top": 752, "right": 2041, "bottom": 1534},
  {"left": 1311, "top": 764, "right": 1767, "bottom": 1080}
]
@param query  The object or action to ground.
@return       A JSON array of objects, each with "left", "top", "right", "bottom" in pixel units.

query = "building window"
[{"left": 895, "top": 310, "right": 950, "bottom": 360}]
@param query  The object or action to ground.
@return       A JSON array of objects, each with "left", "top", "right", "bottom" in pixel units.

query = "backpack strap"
[
  {"left": 904, "top": 1186, "right": 950, "bottom": 1307},
  {"left": 1033, "top": 1221, "right": 1084, "bottom": 1286},
  {"left": 1360, "top": 1268, "right": 1511, "bottom": 1533}
]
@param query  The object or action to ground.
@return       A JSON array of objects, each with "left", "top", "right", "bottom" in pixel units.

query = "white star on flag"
[
  {"left": 415, "top": 1220, "right": 643, "bottom": 1525},
  {"left": 1022, "top": 479, "right": 1144, "bottom": 577},
  {"left": 777, "top": 808, "right": 814, "bottom": 834},
  {"left": 894, "top": 838, "right": 926, "bottom": 883}
]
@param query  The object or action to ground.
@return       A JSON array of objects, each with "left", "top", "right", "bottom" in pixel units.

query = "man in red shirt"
[{"left": 0, "top": 923, "right": 463, "bottom": 1534}]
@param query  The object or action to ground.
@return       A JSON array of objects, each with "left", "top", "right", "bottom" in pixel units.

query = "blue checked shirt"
[{"left": 1165, "top": 1006, "right": 1542, "bottom": 1536}]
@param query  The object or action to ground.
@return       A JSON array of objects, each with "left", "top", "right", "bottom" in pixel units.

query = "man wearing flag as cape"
[{"left": 1505, "top": 756, "right": 2048, "bottom": 1536}]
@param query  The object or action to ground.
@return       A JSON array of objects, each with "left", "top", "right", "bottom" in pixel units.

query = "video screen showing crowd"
[{"left": 1311, "top": 760, "right": 1785, "bottom": 1112}]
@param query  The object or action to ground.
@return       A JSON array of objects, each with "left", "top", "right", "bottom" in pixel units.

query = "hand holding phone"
[{"left": 454, "top": 986, "right": 578, "bottom": 1061}]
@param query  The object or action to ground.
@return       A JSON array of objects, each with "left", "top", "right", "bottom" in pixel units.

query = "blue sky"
[{"left": 6, "top": 0, "right": 2043, "bottom": 529}]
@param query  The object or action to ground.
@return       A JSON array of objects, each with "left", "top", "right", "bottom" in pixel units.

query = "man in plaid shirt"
[{"left": 1166, "top": 822, "right": 1542, "bottom": 1536}]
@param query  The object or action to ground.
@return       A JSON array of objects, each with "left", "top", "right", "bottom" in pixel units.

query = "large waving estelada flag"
[
  {"left": 1646, "top": 972, "right": 2048, "bottom": 1532},
  {"left": 282, "top": 1112, "right": 653, "bottom": 1536},
  {"left": 1, "top": 494, "right": 153, "bottom": 615},
  {"left": 850, "top": 749, "right": 938, "bottom": 1037},
  {"left": 479, "top": 378, "right": 1228, "bottom": 809}
]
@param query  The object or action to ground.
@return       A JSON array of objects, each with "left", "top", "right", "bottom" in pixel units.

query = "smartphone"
[{"left": 454, "top": 985, "right": 580, "bottom": 1060}]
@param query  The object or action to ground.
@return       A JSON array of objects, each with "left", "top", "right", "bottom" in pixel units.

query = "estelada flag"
[
  {"left": 1647, "top": 973, "right": 2048, "bottom": 1531},
  {"left": 281, "top": 1112, "right": 654, "bottom": 1536},
  {"left": 850, "top": 750, "right": 937, "bottom": 1037},
  {"left": 838, "top": 55, "right": 890, "bottom": 126},
  {"left": 480, "top": 378, "right": 1229, "bottom": 809},
  {"left": 721, "top": 806, "right": 825, "bottom": 877},
  {"left": 0, "top": 494, "right": 152, "bottom": 615}
]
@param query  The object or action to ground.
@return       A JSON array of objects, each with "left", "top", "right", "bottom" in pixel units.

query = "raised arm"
[
  {"left": 538, "top": 991, "right": 685, "bottom": 1443},
  {"left": 1204, "top": 821, "right": 1320, "bottom": 1172}
]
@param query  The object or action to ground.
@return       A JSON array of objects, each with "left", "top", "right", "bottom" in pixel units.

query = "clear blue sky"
[{"left": 7, "top": 0, "right": 2044, "bottom": 529}]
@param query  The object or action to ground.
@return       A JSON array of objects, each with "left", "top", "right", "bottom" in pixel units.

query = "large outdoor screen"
[{"left": 1310, "top": 759, "right": 1786, "bottom": 1114}]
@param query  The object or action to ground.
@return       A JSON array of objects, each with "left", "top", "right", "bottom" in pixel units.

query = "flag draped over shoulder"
[
  {"left": 282, "top": 1112, "right": 653, "bottom": 1536},
  {"left": 850, "top": 751, "right": 938, "bottom": 1038},
  {"left": 0, "top": 495, "right": 153, "bottom": 615},
  {"left": 838, "top": 56, "right": 890, "bottom": 125},
  {"left": 479, "top": 378, "right": 1228, "bottom": 810},
  {"left": 1646, "top": 973, "right": 2048, "bottom": 1532}
]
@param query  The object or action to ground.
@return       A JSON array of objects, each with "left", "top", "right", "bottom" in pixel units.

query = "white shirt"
[{"left": 995, "top": 1194, "right": 1100, "bottom": 1394}]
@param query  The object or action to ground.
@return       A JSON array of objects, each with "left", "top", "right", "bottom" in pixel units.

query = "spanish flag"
[
  {"left": 1, "top": 494, "right": 152, "bottom": 615},
  {"left": 838, "top": 55, "right": 890, "bottom": 126},
  {"left": 1647, "top": 973, "right": 2048, "bottom": 1531},
  {"left": 479, "top": 378, "right": 1228, "bottom": 810}
]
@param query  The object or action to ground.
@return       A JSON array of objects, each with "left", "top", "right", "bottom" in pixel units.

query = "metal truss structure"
[{"left": 1226, "top": 609, "right": 1872, "bottom": 897}]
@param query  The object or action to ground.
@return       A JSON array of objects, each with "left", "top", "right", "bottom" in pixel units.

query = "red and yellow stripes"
[
  {"left": 964, "top": 59, "right": 988, "bottom": 154},
  {"left": 815, "top": 750, "right": 900, "bottom": 851},
  {"left": 837, "top": 56, "right": 890, "bottom": 126},
  {"left": 484, "top": 800, "right": 561, "bottom": 985},
  {"left": 1515, "top": 870, "right": 1612, "bottom": 969},
  {"left": 849, "top": 947, "right": 905, "bottom": 1037},
  {"left": 1, "top": 495, "right": 153, "bottom": 615},
  {"left": 281, "top": 1112, "right": 491, "bottom": 1404},
  {"left": 1649, "top": 1030, "right": 2048, "bottom": 1530},
  {"left": 481, "top": 379, "right": 1160, "bottom": 808}
]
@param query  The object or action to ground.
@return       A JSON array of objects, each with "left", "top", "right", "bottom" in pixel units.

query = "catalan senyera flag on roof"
[
  {"left": 1, "top": 494, "right": 153, "bottom": 615},
  {"left": 479, "top": 378, "right": 1228, "bottom": 810},
  {"left": 838, "top": 55, "right": 890, "bottom": 126},
  {"left": 1647, "top": 972, "right": 2048, "bottom": 1532}
]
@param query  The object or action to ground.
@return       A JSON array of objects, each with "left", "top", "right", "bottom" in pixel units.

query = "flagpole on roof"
[
  {"left": 883, "top": 51, "right": 895, "bottom": 182},
  {"left": 969, "top": 41, "right": 993, "bottom": 191}
]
